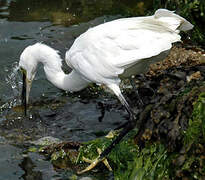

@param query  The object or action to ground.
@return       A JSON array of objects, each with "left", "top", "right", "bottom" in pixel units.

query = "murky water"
[{"left": 0, "top": 0, "right": 147, "bottom": 179}]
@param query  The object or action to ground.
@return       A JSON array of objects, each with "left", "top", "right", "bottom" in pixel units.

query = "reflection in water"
[
  {"left": 5, "top": 0, "right": 152, "bottom": 25},
  {"left": 0, "top": 0, "right": 9, "bottom": 18},
  {"left": 97, "top": 102, "right": 105, "bottom": 122},
  {"left": 19, "top": 157, "right": 43, "bottom": 180}
]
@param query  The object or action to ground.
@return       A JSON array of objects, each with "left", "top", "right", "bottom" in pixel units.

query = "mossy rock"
[{"left": 37, "top": 57, "right": 205, "bottom": 179}]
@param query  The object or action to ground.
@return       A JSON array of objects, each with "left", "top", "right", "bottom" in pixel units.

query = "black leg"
[
  {"left": 100, "top": 118, "right": 135, "bottom": 159},
  {"left": 77, "top": 84, "right": 137, "bottom": 174},
  {"left": 99, "top": 86, "right": 136, "bottom": 159},
  {"left": 114, "top": 121, "right": 128, "bottom": 130}
]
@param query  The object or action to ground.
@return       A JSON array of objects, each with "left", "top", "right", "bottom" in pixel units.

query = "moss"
[
  {"left": 77, "top": 129, "right": 172, "bottom": 180},
  {"left": 69, "top": 175, "right": 78, "bottom": 180},
  {"left": 78, "top": 138, "right": 170, "bottom": 179},
  {"left": 173, "top": 92, "right": 205, "bottom": 178},
  {"left": 77, "top": 135, "right": 114, "bottom": 163},
  {"left": 51, "top": 149, "right": 67, "bottom": 161},
  {"left": 76, "top": 92, "right": 205, "bottom": 179},
  {"left": 116, "top": 143, "right": 170, "bottom": 180},
  {"left": 108, "top": 135, "right": 139, "bottom": 179},
  {"left": 28, "top": 146, "right": 38, "bottom": 152},
  {"left": 76, "top": 129, "right": 139, "bottom": 177},
  {"left": 184, "top": 92, "right": 205, "bottom": 147}
]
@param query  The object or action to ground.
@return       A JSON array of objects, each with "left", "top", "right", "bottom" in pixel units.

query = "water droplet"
[{"left": 3, "top": 62, "right": 22, "bottom": 108}]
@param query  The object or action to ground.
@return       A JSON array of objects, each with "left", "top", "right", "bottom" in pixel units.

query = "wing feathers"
[{"left": 66, "top": 9, "right": 193, "bottom": 85}]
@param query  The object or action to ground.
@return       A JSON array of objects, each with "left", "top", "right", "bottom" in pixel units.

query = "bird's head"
[{"left": 19, "top": 45, "right": 38, "bottom": 115}]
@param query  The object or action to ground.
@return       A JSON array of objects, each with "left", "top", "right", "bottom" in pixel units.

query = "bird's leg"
[
  {"left": 114, "top": 121, "right": 129, "bottom": 130},
  {"left": 99, "top": 88, "right": 136, "bottom": 158},
  {"left": 114, "top": 77, "right": 139, "bottom": 130},
  {"left": 78, "top": 84, "right": 136, "bottom": 174}
]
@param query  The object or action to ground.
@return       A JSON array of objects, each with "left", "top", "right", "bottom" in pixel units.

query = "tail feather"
[{"left": 154, "top": 9, "right": 194, "bottom": 31}]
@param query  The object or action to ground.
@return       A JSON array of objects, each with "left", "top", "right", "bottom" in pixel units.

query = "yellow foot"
[
  {"left": 105, "top": 130, "right": 119, "bottom": 139},
  {"left": 77, "top": 148, "right": 112, "bottom": 174}
]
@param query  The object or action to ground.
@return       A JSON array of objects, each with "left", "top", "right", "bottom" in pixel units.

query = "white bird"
[{"left": 19, "top": 9, "right": 193, "bottom": 173}]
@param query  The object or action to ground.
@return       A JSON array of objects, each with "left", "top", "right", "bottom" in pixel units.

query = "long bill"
[
  {"left": 22, "top": 72, "right": 27, "bottom": 116},
  {"left": 21, "top": 71, "right": 32, "bottom": 116}
]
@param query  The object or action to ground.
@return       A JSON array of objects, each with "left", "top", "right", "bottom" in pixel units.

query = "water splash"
[{"left": 1, "top": 62, "right": 22, "bottom": 111}]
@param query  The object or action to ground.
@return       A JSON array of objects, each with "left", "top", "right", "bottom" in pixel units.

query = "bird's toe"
[{"left": 77, "top": 148, "right": 112, "bottom": 174}]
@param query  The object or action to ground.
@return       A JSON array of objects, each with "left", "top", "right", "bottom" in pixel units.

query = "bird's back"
[{"left": 66, "top": 9, "right": 193, "bottom": 85}]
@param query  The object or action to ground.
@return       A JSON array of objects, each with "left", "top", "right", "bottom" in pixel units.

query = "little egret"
[{"left": 19, "top": 9, "right": 193, "bottom": 173}]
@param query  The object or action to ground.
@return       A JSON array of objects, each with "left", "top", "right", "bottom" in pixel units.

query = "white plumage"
[
  {"left": 20, "top": 9, "right": 193, "bottom": 97},
  {"left": 65, "top": 9, "right": 193, "bottom": 92},
  {"left": 19, "top": 9, "right": 193, "bottom": 173}
]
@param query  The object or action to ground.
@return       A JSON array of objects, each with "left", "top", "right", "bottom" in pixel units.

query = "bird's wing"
[
  {"left": 66, "top": 16, "right": 181, "bottom": 84},
  {"left": 154, "top": 9, "right": 193, "bottom": 31},
  {"left": 98, "top": 17, "right": 182, "bottom": 68}
]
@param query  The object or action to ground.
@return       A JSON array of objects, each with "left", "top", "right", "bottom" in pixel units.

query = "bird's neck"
[
  {"left": 34, "top": 45, "right": 89, "bottom": 92},
  {"left": 44, "top": 65, "right": 90, "bottom": 92}
]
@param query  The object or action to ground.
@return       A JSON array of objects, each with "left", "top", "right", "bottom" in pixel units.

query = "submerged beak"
[{"left": 21, "top": 69, "right": 32, "bottom": 116}]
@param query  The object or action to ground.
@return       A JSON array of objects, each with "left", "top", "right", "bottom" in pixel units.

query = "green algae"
[
  {"left": 78, "top": 138, "right": 170, "bottom": 180},
  {"left": 115, "top": 143, "right": 169, "bottom": 180},
  {"left": 76, "top": 130, "right": 170, "bottom": 180},
  {"left": 77, "top": 130, "right": 139, "bottom": 179},
  {"left": 28, "top": 146, "right": 38, "bottom": 152},
  {"left": 77, "top": 136, "right": 114, "bottom": 163},
  {"left": 184, "top": 92, "right": 205, "bottom": 147},
  {"left": 175, "top": 92, "right": 205, "bottom": 178},
  {"left": 77, "top": 128, "right": 139, "bottom": 168},
  {"left": 51, "top": 149, "right": 67, "bottom": 161}
]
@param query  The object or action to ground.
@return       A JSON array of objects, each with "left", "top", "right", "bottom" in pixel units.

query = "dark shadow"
[{"left": 19, "top": 157, "right": 43, "bottom": 180}]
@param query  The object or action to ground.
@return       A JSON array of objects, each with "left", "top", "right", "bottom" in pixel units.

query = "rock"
[{"left": 29, "top": 136, "right": 62, "bottom": 146}]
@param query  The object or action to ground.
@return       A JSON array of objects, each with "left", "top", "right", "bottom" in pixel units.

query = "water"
[{"left": 0, "top": 0, "right": 141, "bottom": 179}]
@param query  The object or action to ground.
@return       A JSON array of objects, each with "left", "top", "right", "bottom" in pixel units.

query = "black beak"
[{"left": 22, "top": 72, "right": 27, "bottom": 116}]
